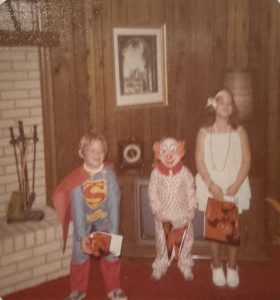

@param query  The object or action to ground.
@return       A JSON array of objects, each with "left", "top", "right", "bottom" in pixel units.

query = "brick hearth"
[{"left": 0, "top": 207, "right": 72, "bottom": 297}]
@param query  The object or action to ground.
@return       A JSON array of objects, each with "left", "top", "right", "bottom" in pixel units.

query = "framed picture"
[{"left": 113, "top": 25, "right": 168, "bottom": 107}]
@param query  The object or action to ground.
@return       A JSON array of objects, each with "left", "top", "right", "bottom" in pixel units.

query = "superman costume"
[{"left": 52, "top": 163, "right": 122, "bottom": 294}]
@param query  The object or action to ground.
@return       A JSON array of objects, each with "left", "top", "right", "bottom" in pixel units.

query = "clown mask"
[{"left": 153, "top": 138, "right": 185, "bottom": 169}]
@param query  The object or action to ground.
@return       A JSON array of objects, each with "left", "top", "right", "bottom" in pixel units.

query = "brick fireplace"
[
  {"left": 0, "top": 47, "right": 70, "bottom": 296},
  {"left": 0, "top": 46, "right": 46, "bottom": 217},
  {"left": 0, "top": 208, "right": 72, "bottom": 296}
]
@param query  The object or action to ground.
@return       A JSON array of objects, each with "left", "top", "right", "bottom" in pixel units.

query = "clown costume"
[{"left": 148, "top": 137, "right": 197, "bottom": 280}]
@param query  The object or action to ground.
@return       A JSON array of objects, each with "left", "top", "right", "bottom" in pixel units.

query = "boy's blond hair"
[{"left": 78, "top": 131, "right": 108, "bottom": 156}]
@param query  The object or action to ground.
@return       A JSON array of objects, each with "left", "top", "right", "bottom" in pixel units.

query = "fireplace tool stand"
[{"left": 7, "top": 120, "right": 44, "bottom": 223}]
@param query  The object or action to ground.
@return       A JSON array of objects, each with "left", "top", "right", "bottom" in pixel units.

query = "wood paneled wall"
[
  {"left": 42, "top": 0, "right": 280, "bottom": 221},
  {"left": 84, "top": 0, "right": 250, "bottom": 170},
  {"left": 41, "top": 0, "right": 90, "bottom": 192}
]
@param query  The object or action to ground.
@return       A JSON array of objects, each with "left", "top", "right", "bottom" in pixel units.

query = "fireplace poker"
[
  {"left": 18, "top": 141, "right": 31, "bottom": 211},
  {"left": 28, "top": 124, "right": 38, "bottom": 210},
  {"left": 18, "top": 120, "right": 30, "bottom": 210},
  {"left": 7, "top": 121, "right": 44, "bottom": 222},
  {"left": 9, "top": 126, "right": 23, "bottom": 201}
]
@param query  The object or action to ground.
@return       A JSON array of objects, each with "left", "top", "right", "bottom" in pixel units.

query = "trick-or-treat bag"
[
  {"left": 87, "top": 232, "right": 123, "bottom": 257},
  {"left": 204, "top": 197, "right": 240, "bottom": 245}
]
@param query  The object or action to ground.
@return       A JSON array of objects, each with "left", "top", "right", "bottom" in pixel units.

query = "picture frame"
[{"left": 113, "top": 25, "right": 168, "bottom": 108}]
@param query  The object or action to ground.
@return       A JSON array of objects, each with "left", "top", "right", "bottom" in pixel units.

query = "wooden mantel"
[{"left": 0, "top": 30, "right": 59, "bottom": 47}]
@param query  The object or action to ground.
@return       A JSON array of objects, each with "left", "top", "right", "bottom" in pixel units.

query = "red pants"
[{"left": 70, "top": 258, "right": 121, "bottom": 293}]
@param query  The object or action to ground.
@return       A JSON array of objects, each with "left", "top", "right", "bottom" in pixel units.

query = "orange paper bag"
[{"left": 204, "top": 197, "right": 240, "bottom": 245}]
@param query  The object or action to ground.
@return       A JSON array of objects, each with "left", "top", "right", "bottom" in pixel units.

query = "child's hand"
[
  {"left": 81, "top": 236, "right": 92, "bottom": 254},
  {"left": 209, "top": 183, "right": 224, "bottom": 200},
  {"left": 226, "top": 183, "right": 239, "bottom": 196}
]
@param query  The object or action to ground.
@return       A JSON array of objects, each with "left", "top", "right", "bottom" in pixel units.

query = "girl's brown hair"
[{"left": 204, "top": 88, "right": 239, "bottom": 129}]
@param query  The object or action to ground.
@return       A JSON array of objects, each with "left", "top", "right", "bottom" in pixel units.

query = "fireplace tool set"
[{"left": 7, "top": 120, "right": 44, "bottom": 223}]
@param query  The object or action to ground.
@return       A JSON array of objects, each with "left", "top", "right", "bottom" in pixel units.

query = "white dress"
[{"left": 195, "top": 128, "right": 251, "bottom": 213}]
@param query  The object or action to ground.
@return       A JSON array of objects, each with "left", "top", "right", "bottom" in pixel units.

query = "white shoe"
[
  {"left": 227, "top": 265, "right": 239, "bottom": 288},
  {"left": 107, "top": 288, "right": 127, "bottom": 300},
  {"left": 151, "top": 269, "right": 164, "bottom": 281},
  {"left": 65, "top": 291, "right": 86, "bottom": 300},
  {"left": 211, "top": 264, "right": 226, "bottom": 287},
  {"left": 182, "top": 269, "right": 194, "bottom": 281}
]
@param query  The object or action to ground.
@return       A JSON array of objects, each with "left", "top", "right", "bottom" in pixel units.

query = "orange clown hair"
[{"left": 153, "top": 138, "right": 186, "bottom": 160}]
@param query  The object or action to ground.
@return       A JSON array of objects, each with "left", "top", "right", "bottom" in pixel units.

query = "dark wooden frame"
[{"left": 113, "top": 25, "right": 168, "bottom": 108}]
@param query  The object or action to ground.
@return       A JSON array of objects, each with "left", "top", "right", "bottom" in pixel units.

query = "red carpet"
[{"left": 4, "top": 245, "right": 280, "bottom": 300}]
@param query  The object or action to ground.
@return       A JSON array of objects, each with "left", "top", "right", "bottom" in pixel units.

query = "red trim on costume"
[
  {"left": 52, "top": 165, "right": 89, "bottom": 252},
  {"left": 156, "top": 160, "right": 184, "bottom": 176}
]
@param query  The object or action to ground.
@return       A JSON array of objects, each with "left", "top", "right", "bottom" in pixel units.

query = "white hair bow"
[{"left": 206, "top": 97, "right": 217, "bottom": 109}]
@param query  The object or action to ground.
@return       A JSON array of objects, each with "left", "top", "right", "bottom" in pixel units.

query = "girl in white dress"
[{"left": 195, "top": 89, "right": 251, "bottom": 288}]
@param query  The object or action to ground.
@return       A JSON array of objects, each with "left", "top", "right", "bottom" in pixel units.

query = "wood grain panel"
[
  {"left": 85, "top": 0, "right": 106, "bottom": 133},
  {"left": 40, "top": 48, "right": 57, "bottom": 205},
  {"left": 248, "top": 0, "right": 269, "bottom": 176},
  {"left": 277, "top": 2, "right": 280, "bottom": 195},
  {"left": 38, "top": 0, "right": 280, "bottom": 212},
  {"left": 163, "top": 0, "right": 177, "bottom": 139},
  {"left": 194, "top": 0, "right": 214, "bottom": 117},
  {"left": 72, "top": 0, "right": 90, "bottom": 138},
  {"left": 173, "top": 0, "right": 191, "bottom": 137},
  {"left": 235, "top": 0, "right": 250, "bottom": 69},
  {"left": 183, "top": 0, "right": 199, "bottom": 171},
  {"left": 267, "top": 0, "right": 280, "bottom": 195},
  {"left": 248, "top": 0, "right": 280, "bottom": 240},
  {"left": 226, "top": 0, "right": 236, "bottom": 69},
  {"left": 213, "top": 0, "right": 228, "bottom": 90},
  {"left": 39, "top": 0, "right": 58, "bottom": 204},
  {"left": 102, "top": 0, "right": 119, "bottom": 161},
  {"left": 111, "top": 0, "right": 127, "bottom": 25},
  {"left": 148, "top": 0, "right": 170, "bottom": 144},
  {"left": 50, "top": 0, "right": 81, "bottom": 179}
]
